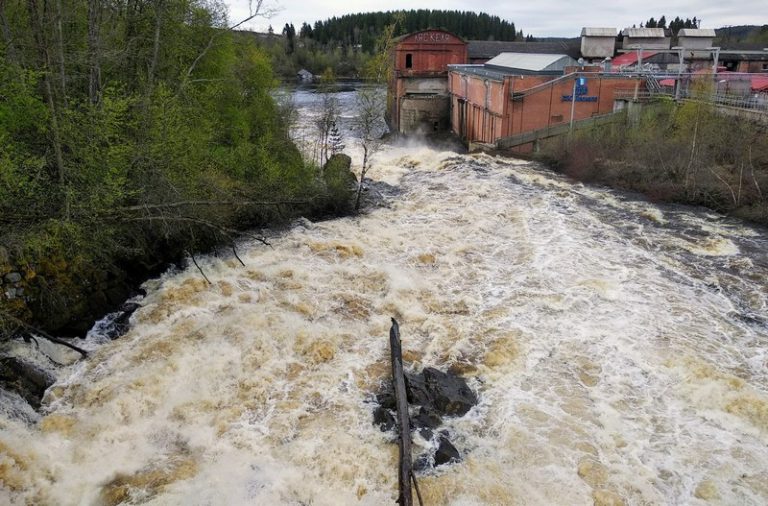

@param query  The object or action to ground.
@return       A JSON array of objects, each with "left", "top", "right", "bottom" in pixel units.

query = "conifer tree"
[{"left": 328, "top": 121, "right": 345, "bottom": 155}]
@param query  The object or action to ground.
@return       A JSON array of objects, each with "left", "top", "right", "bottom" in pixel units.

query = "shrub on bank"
[{"left": 537, "top": 101, "right": 768, "bottom": 224}]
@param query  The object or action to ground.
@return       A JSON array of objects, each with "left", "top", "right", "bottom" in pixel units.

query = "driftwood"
[{"left": 389, "top": 318, "right": 413, "bottom": 506}]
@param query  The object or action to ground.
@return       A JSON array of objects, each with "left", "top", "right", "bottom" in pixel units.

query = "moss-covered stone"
[{"left": 321, "top": 154, "right": 357, "bottom": 214}]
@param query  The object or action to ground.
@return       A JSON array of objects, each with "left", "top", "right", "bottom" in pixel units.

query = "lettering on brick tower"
[{"left": 413, "top": 31, "right": 452, "bottom": 42}]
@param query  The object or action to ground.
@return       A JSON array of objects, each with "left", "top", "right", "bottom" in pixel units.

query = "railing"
[
  {"left": 614, "top": 86, "right": 768, "bottom": 114},
  {"left": 700, "top": 92, "right": 768, "bottom": 112},
  {"left": 496, "top": 112, "right": 625, "bottom": 149},
  {"left": 613, "top": 90, "right": 673, "bottom": 101}
]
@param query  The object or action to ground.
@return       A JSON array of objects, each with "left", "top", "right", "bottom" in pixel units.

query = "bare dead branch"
[
  {"left": 411, "top": 473, "right": 424, "bottom": 506},
  {"left": 232, "top": 245, "right": 246, "bottom": 266},
  {"left": 110, "top": 199, "right": 308, "bottom": 213},
  {"left": 1, "top": 310, "right": 88, "bottom": 358},
  {"left": 117, "top": 215, "right": 271, "bottom": 247},
  {"left": 708, "top": 167, "right": 737, "bottom": 205},
  {"left": 188, "top": 252, "right": 211, "bottom": 285}
]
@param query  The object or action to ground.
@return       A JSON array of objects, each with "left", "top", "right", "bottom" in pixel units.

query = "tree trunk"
[
  {"left": 146, "top": 0, "right": 164, "bottom": 102},
  {"left": 0, "top": 0, "right": 20, "bottom": 64},
  {"left": 27, "top": 0, "right": 68, "bottom": 217},
  {"left": 54, "top": 0, "right": 67, "bottom": 104},
  {"left": 389, "top": 318, "right": 413, "bottom": 506},
  {"left": 87, "top": 0, "right": 102, "bottom": 104},
  {"left": 355, "top": 145, "right": 368, "bottom": 211}
]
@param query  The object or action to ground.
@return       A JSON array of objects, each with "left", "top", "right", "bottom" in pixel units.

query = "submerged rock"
[
  {"left": 373, "top": 406, "right": 396, "bottom": 432},
  {"left": 0, "top": 356, "right": 55, "bottom": 409},
  {"left": 434, "top": 433, "right": 461, "bottom": 466}
]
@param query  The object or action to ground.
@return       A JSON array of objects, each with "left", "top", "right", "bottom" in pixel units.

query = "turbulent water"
[{"left": 1, "top": 87, "right": 768, "bottom": 505}]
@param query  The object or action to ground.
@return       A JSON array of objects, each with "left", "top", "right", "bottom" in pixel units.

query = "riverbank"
[{"left": 533, "top": 100, "right": 768, "bottom": 226}]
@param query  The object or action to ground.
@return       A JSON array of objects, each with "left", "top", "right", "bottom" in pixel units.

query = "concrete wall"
[
  {"left": 401, "top": 77, "right": 448, "bottom": 95},
  {"left": 678, "top": 37, "right": 715, "bottom": 59},
  {"left": 622, "top": 37, "right": 671, "bottom": 50},
  {"left": 400, "top": 96, "right": 451, "bottom": 134},
  {"left": 581, "top": 37, "right": 616, "bottom": 59}
]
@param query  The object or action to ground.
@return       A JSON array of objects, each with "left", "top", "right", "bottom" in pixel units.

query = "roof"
[
  {"left": 447, "top": 64, "right": 510, "bottom": 81},
  {"left": 581, "top": 27, "right": 617, "bottom": 37},
  {"left": 467, "top": 40, "right": 581, "bottom": 60},
  {"left": 677, "top": 28, "right": 716, "bottom": 38},
  {"left": 621, "top": 28, "right": 666, "bottom": 38},
  {"left": 611, "top": 50, "right": 659, "bottom": 66},
  {"left": 485, "top": 52, "right": 578, "bottom": 73}
]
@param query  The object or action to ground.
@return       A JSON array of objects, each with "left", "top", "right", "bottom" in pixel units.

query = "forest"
[
  {"left": 0, "top": 0, "right": 345, "bottom": 336},
  {"left": 261, "top": 9, "right": 521, "bottom": 78}
]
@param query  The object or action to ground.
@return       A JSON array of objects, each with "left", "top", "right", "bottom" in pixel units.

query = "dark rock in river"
[
  {"left": 371, "top": 366, "right": 477, "bottom": 470},
  {"left": 405, "top": 367, "right": 478, "bottom": 416},
  {"left": 411, "top": 406, "right": 442, "bottom": 429},
  {"left": 105, "top": 302, "right": 141, "bottom": 340},
  {"left": 0, "top": 356, "right": 55, "bottom": 409},
  {"left": 413, "top": 430, "right": 462, "bottom": 470},
  {"left": 373, "top": 406, "right": 396, "bottom": 432},
  {"left": 434, "top": 433, "right": 461, "bottom": 466}
]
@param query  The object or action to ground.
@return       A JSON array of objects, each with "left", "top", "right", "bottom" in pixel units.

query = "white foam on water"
[{"left": 2, "top": 92, "right": 768, "bottom": 505}]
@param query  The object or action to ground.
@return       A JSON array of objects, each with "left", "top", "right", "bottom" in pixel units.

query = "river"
[{"left": 1, "top": 85, "right": 767, "bottom": 505}]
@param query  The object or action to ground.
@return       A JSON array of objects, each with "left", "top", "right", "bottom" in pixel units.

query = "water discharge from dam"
[{"left": 1, "top": 87, "right": 767, "bottom": 505}]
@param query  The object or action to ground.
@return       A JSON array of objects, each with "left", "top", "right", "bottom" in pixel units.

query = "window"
[
  {"left": 763, "top": 63, "right": 768, "bottom": 71},
  {"left": 405, "top": 54, "right": 413, "bottom": 68}
]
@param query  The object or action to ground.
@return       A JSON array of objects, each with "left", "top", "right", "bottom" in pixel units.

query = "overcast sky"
[{"left": 225, "top": 0, "right": 767, "bottom": 38}]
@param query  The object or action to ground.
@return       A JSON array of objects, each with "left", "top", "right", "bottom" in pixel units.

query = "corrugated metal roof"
[
  {"left": 677, "top": 28, "right": 716, "bottom": 37},
  {"left": 581, "top": 27, "right": 617, "bottom": 37},
  {"left": 622, "top": 28, "right": 666, "bottom": 38},
  {"left": 447, "top": 64, "right": 509, "bottom": 81},
  {"left": 485, "top": 52, "right": 577, "bottom": 72}
]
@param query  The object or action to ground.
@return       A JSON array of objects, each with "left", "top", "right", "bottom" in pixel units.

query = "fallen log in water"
[{"left": 389, "top": 318, "right": 413, "bottom": 506}]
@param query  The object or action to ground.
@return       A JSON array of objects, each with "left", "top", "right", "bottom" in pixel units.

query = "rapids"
[{"left": 1, "top": 87, "right": 768, "bottom": 505}]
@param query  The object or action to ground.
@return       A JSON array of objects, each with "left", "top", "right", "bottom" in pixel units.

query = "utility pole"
[
  {"left": 672, "top": 46, "right": 684, "bottom": 101},
  {"left": 570, "top": 59, "right": 585, "bottom": 132}
]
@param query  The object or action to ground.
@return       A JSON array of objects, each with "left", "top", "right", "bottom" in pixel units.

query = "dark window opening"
[
  {"left": 405, "top": 54, "right": 413, "bottom": 68},
  {"left": 433, "top": 121, "right": 439, "bottom": 131}
]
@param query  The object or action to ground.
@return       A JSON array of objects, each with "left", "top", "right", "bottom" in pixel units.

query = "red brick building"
[
  {"left": 448, "top": 63, "right": 644, "bottom": 149},
  {"left": 387, "top": 29, "right": 467, "bottom": 134}
]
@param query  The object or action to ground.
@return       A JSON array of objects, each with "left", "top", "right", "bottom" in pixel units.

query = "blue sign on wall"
[{"left": 562, "top": 79, "right": 598, "bottom": 102}]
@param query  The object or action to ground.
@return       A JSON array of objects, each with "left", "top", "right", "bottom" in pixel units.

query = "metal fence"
[{"left": 612, "top": 73, "right": 768, "bottom": 114}]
